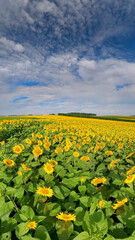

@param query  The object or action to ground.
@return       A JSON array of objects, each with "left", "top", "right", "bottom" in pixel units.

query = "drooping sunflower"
[
  {"left": 36, "top": 187, "right": 53, "bottom": 197},
  {"left": 56, "top": 212, "right": 76, "bottom": 222},
  {"left": 80, "top": 156, "right": 90, "bottom": 161},
  {"left": 109, "top": 159, "right": 119, "bottom": 168},
  {"left": 124, "top": 174, "right": 135, "bottom": 184},
  {"left": 91, "top": 177, "right": 107, "bottom": 186},
  {"left": 3, "top": 159, "right": 15, "bottom": 167},
  {"left": 22, "top": 163, "right": 31, "bottom": 171},
  {"left": 105, "top": 151, "right": 113, "bottom": 156},
  {"left": 112, "top": 198, "right": 128, "bottom": 210}
]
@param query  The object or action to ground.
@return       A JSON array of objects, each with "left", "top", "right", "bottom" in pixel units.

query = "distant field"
[{"left": 0, "top": 115, "right": 135, "bottom": 122}]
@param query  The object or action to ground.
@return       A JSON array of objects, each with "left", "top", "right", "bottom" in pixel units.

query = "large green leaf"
[{"left": 35, "top": 226, "right": 51, "bottom": 240}]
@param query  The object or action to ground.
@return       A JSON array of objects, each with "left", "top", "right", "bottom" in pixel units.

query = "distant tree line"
[{"left": 58, "top": 112, "right": 96, "bottom": 118}]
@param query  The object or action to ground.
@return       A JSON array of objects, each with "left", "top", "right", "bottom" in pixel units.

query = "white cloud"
[{"left": 0, "top": 37, "right": 25, "bottom": 52}]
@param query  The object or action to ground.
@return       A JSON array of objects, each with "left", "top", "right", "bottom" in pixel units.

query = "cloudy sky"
[{"left": 0, "top": 0, "right": 135, "bottom": 115}]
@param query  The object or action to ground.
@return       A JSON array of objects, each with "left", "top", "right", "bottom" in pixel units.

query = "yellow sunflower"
[
  {"left": 3, "top": 159, "right": 15, "bottom": 167},
  {"left": 36, "top": 187, "right": 53, "bottom": 197},
  {"left": 56, "top": 212, "right": 76, "bottom": 222},
  {"left": 13, "top": 145, "right": 22, "bottom": 154},
  {"left": 44, "top": 163, "right": 54, "bottom": 174}
]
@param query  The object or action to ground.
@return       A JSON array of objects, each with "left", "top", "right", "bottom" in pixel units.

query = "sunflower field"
[{"left": 0, "top": 115, "right": 135, "bottom": 240}]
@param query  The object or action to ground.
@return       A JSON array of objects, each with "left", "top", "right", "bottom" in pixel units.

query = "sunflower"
[
  {"left": 109, "top": 159, "right": 119, "bottom": 168},
  {"left": 22, "top": 163, "right": 31, "bottom": 171},
  {"left": 36, "top": 187, "right": 53, "bottom": 197},
  {"left": 55, "top": 147, "right": 63, "bottom": 153},
  {"left": 56, "top": 212, "right": 76, "bottom": 222},
  {"left": 98, "top": 200, "right": 105, "bottom": 208},
  {"left": 44, "top": 163, "right": 54, "bottom": 174},
  {"left": 73, "top": 152, "right": 79, "bottom": 157},
  {"left": 124, "top": 174, "right": 135, "bottom": 184},
  {"left": 112, "top": 198, "right": 128, "bottom": 210},
  {"left": 26, "top": 221, "right": 37, "bottom": 230},
  {"left": 25, "top": 138, "right": 32, "bottom": 144},
  {"left": 13, "top": 145, "right": 22, "bottom": 154},
  {"left": 49, "top": 159, "right": 58, "bottom": 167},
  {"left": 3, "top": 159, "right": 15, "bottom": 167},
  {"left": 105, "top": 151, "right": 113, "bottom": 156},
  {"left": 91, "top": 177, "right": 107, "bottom": 186},
  {"left": 80, "top": 156, "right": 90, "bottom": 161},
  {"left": 126, "top": 166, "right": 135, "bottom": 175},
  {"left": 18, "top": 171, "right": 22, "bottom": 176},
  {"left": 32, "top": 147, "right": 43, "bottom": 157}
]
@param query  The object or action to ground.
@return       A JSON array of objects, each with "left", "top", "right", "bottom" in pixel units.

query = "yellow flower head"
[
  {"left": 26, "top": 221, "right": 37, "bottom": 230},
  {"left": 91, "top": 177, "right": 107, "bottom": 186},
  {"left": 49, "top": 159, "right": 58, "bottom": 167},
  {"left": 98, "top": 200, "right": 105, "bottom": 208},
  {"left": 44, "top": 163, "right": 54, "bottom": 174},
  {"left": 3, "top": 159, "right": 15, "bottom": 167},
  {"left": 22, "top": 164, "right": 31, "bottom": 171},
  {"left": 18, "top": 171, "right": 22, "bottom": 176},
  {"left": 55, "top": 147, "right": 63, "bottom": 153},
  {"left": 124, "top": 174, "right": 135, "bottom": 184},
  {"left": 64, "top": 146, "right": 70, "bottom": 151},
  {"left": 126, "top": 151, "right": 135, "bottom": 159},
  {"left": 25, "top": 138, "right": 32, "bottom": 144},
  {"left": 56, "top": 212, "right": 76, "bottom": 222},
  {"left": 80, "top": 156, "right": 90, "bottom": 161},
  {"left": 112, "top": 198, "right": 128, "bottom": 210},
  {"left": 73, "top": 152, "right": 79, "bottom": 157},
  {"left": 126, "top": 166, "right": 135, "bottom": 175},
  {"left": 109, "top": 159, "right": 119, "bottom": 168},
  {"left": 94, "top": 146, "right": 99, "bottom": 152},
  {"left": 105, "top": 151, "right": 113, "bottom": 156},
  {"left": 80, "top": 177, "right": 86, "bottom": 183},
  {"left": 13, "top": 145, "right": 22, "bottom": 154},
  {"left": 100, "top": 142, "right": 105, "bottom": 148},
  {"left": 33, "top": 147, "right": 43, "bottom": 157},
  {"left": 20, "top": 144, "right": 25, "bottom": 150},
  {"left": 36, "top": 187, "right": 53, "bottom": 197}
]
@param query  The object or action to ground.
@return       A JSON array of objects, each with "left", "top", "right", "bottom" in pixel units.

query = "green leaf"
[
  {"left": 113, "top": 179, "right": 122, "bottom": 185},
  {"left": 21, "top": 206, "right": 35, "bottom": 220},
  {"left": 74, "top": 207, "right": 85, "bottom": 226},
  {"left": 73, "top": 232, "right": 90, "bottom": 240},
  {"left": 0, "top": 218, "right": 17, "bottom": 234},
  {"left": 44, "top": 202, "right": 61, "bottom": 216},
  {"left": 0, "top": 182, "right": 7, "bottom": 191},
  {"left": 56, "top": 220, "right": 73, "bottom": 240},
  {"left": 0, "top": 171, "right": 7, "bottom": 179},
  {"left": 53, "top": 186, "right": 64, "bottom": 199},
  {"left": 117, "top": 210, "right": 135, "bottom": 229},
  {"left": 78, "top": 186, "right": 86, "bottom": 195},
  {"left": 69, "top": 191, "right": 79, "bottom": 202},
  {"left": 104, "top": 235, "right": 115, "bottom": 240},
  {"left": 62, "top": 178, "right": 79, "bottom": 189},
  {"left": 0, "top": 232, "right": 11, "bottom": 240},
  {"left": 34, "top": 226, "right": 51, "bottom": 240},
  {"left": 55, "top": 165, "right": 66, "bottom": 178},
  {"left": 0, "top": 201, "right": 14, "bottom": 220},
  {"left": 80, "top": 196, "right": 91, "bottom": 207},
  {"left": 16, "top": 222, "right": 29, "bottom": 237}
]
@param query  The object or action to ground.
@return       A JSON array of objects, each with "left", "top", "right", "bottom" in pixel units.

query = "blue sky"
[{"left": 0, "top": 0, "right": 135, "bottom": 115}]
